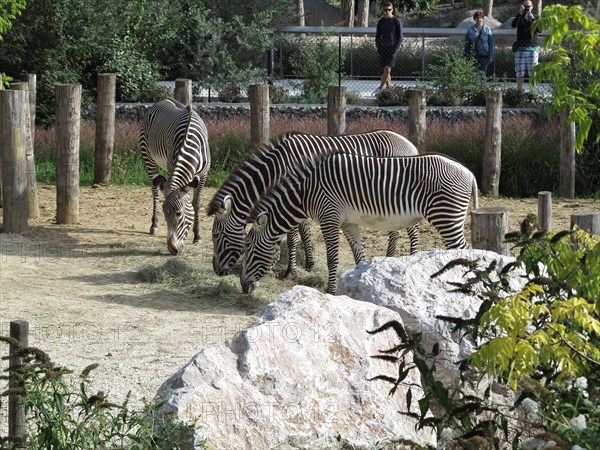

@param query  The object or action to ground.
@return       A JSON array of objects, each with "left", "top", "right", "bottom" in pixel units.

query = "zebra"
[
  {"left": 206, "top": 130, "right": 419, "bottom": 277},
  {"left": 241, "top": 152, "right": 479, "bottom": 295},
  {"left": 139, "top": 99, "right": 210, "bottom": 255}
]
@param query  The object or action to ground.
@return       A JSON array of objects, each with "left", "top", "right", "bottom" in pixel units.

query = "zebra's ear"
[
  {"left": 255, "top": 212, "right": 268, "bottom": 230},
  {"left": 216, "top": 195, "right": 233, "bottom": 218}
]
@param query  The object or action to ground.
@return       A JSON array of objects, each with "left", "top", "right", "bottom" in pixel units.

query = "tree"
[
  {"left": 0, "top": 0, "right": 26, "bottom": 87},
  {"left": 483, "top": 0, "right": 493, "bottom": 18},
  {"left": 296, "top": 0, "right": 305, "bottom": 26},
  {"left": 341, "top": 0, "right": 354, "bottom": 26},
  {"left": 356, "top": 0, "right": 369, "bottom": 27},
  {"left": 533, "top": 5, "right": 600, "bottom": 151}
]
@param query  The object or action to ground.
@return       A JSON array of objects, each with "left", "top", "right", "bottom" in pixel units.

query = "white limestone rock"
[
  {"left": 337, "top": 249, "right": 522, "bottom": 388},
  {"left": 157, "top": 286, "right": 436, "bottom": 449}
]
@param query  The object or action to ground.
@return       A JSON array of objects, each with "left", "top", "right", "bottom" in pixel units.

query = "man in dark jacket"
[
  {"left": 511, "top": 0, "right": 540, "bottom": 91},
  {"left": 374, "top": 2, "right": 403, "bottom": 94}
]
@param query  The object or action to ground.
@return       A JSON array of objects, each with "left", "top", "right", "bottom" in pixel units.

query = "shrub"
[
  {"left": 369, "top": 228, "right": 600, "bottom": 449},
  {"left": 0, "top": 338, "right": 202, "bottom": 449},
  {"left": 375, "top": 85, "right": 408, "bottom": 106}
]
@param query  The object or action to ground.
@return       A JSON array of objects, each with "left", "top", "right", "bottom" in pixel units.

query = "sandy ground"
[{"left": 0, "top": 183, "right": 598, "bottom": 429}]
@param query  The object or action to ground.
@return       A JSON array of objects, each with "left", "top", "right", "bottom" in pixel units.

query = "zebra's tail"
[{"left": 471, "top": 176, "right": 479, "bottom": 210}]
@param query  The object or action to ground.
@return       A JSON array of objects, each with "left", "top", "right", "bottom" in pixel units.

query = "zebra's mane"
[
  {"left": 245, "top": 149, "right": 338, "bottom": 225},
  {"left": 206, "top": 130, "right": 313, "bottom": 216}
]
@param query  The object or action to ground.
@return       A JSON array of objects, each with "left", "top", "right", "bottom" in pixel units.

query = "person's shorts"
[
  {"left": 515, "top": 50, "right": 539, "bottom": 77},
  {"left": 378, "top": 44, "right": 398, "bottom": 68}
]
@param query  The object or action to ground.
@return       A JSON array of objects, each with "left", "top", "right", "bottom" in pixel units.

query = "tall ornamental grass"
[{"left": 34, "top": 115, "right": 570, "bottom": 198}]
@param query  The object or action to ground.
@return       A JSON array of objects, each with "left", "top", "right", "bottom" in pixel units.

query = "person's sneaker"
[{"left": 371, "top": 87, "right": 381, "bottom": 96}]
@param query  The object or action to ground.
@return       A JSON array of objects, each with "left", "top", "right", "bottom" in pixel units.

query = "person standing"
[
  {"left": 463, "top": 10, "right": 494, "bottom": 79},
  {"left": 374, "top": 2, "right": 403, "bottom": 94},
  {"left": 511, "top": 0, "right": 540, "bottom": 91}
]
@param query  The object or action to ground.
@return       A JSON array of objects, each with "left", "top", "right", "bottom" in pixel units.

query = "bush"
[
  {"left": 0, "top": 338, "right": 202, "bottom": 449},
  {"left": 375, "top": 85, "right": 408, "bottom": 106},
  {"left": 369, "top": 229, "right": 600, "bottom": 449}
]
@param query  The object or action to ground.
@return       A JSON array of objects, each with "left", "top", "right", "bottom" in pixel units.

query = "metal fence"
[{"left": 276, "top": 26, "right": 551, "bottom": 98}]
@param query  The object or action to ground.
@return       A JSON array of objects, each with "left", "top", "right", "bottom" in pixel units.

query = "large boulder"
[
  {"left": 156, "top": 286, "right": 436, "bottom": 449},
  {"left": 337, "top": 249, "right": 522, "bottom": 389}
]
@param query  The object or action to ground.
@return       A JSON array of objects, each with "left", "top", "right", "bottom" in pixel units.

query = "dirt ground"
[{"left": 0, "top": 184, "right": 598, "bottom": 425}]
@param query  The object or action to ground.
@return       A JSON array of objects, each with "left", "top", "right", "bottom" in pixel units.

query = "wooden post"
[
  {"left": 571, "top": 211, "right": 599, "bottom": 236},
  {"left": 482, "top": 90, "right": 502, "bottom": 197},
  {"left": 93, "top": 73, "right": 116, "bottom": 186},
  {"left": 9, "top": 320, "right": 29, "bottom": 439},
  {"left": 327, "top": 85, "right": 346, "bottom": 136},
  {"left": 22, "top": 74, "right": 39, "bottom": 219},
  {"left": 559, "top": 106, "right": 576, "bottom": 199},
  {"left": 249, "top": 84, "right": 270, "bottom": 148},
  {"left": 10, "top": 81, "right": 39, "bottom": 220},
  {"left": 0, "top": 88, "right": 29, "bottom": 233},
  {"left": 55, "top": 84, "right": 81, "bottom": 224},
  {"left": 174, "top": 78, "right": 193, "bottom": 106},
  {"left": 407, "top": 89, "right": 426, "bottom": 151},
  {"left": 537, "top": 191, "right": 552, "bottom": 232},
  {"left": 471, "top": 207, "right": 509, "bottom": 255}
]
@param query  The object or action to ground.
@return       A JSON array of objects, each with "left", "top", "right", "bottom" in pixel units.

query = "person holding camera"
[{"left": 511, "top": 0, "right": 540, "bottom": 91}]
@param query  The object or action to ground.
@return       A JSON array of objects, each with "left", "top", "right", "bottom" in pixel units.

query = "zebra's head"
[
  {"left": 211, "top": 195, "right": 245, "bottom": 276},
  {"left": 159, "top": 181, "right": 194, "bottom": 255},
  {"left": 240, "top": 212, "right": 282, "bottom": 294}
]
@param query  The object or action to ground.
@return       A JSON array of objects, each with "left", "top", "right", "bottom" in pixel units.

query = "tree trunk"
[
  {"left": 535, "top": 0, "right": 542, "bottom": 15},
  {"left": 483, "top": 0, "right": 494, "bottom": 17},
  {"left": 341, "top": 0, "right": 354, "bottom": 27},
  {"left": 356, "top": 0, "right": 369, "bottom": 27},
  {"left": 296, "top": 0, "right": 305, "bottom": 26}
]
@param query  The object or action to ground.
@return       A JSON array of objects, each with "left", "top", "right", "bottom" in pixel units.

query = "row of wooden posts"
[{"left": 0, "top": 75, "right": 595, "bottom": 246}]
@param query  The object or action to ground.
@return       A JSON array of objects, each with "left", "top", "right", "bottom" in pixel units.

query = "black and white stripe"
[
  {"left": 207, "top": 130, "right": 419, "bottom": 276},
  {"left": 241, "top": 152, "right": 479, "bottom": 295},
  {"left": 139, "top": 99, "right": 210, "bottom": 255}
]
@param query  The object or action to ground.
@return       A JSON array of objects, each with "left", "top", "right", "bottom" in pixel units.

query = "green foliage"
[
  {"left": 289, "top": 35, "right": 341, "bottom": 103},
  {"left": 0, "top": 337, "right": 202, "bottom": 449},
  {"left": 427, "top": 47, "right": 487, "bottom": 105},
  {"left": 0, "top": 0, "right": 25, "bottom": 37},
  {"left": 533, "top": 5, "right": 600, "bottom": 151},
  {"left": 370, "top": 228, "right": 600, "bottom": 448},
  {"left": 375, "top": 85, "right": 408, "bottom": 106}
]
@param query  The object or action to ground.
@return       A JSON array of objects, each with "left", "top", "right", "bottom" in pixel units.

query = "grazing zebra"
[
  {"left": 241, "top": 152, "right": 479, "bottom": 295},
  {"left": 206, "top": 130, "right": 419, "bottom": 277},
  {"left": 139, "top": 99, "right": 210, "bottom": 255}
]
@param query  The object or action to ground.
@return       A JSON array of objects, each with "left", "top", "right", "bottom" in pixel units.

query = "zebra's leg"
[
  {"left": 298, "top": 221, "right": 314, "bottom": 272},
  {"left": 428, "top": 216, "right": 469, "bottom": 250},
  {"left": 283, "top": 227, "right": 300, "bottom": 279},
  {"left": 386, "top": 231, "right": 400, "bottom": 257},
  {"left": 192, "top": 174, "right": 207, "bottom": 243},
  {"left": 321, "top": 224, "right": 342, "bottom": 295},
  {"left": 406, "top": 222, "right": 421, "bottom": 255},
  {"left": 150, "top": 184, "right": 160, "bottom": 235},
  {"left": 341, "top": 223, "right": 365, "bottom": 265}
]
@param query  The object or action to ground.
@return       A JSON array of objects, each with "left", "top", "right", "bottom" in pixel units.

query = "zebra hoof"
[
  {"left": 282, "top": 269, "right": 296, "bottom": 280},
  {"left": 149, "top": 227, "right": 158, "bottom": 235},
  {"left": 193, "top": 237, "right": 201, "bottom": 244},
  {"left": 305, "top": 261, "right": 314, "bottom": 272}
]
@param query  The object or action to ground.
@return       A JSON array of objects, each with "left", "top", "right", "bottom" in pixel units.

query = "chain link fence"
[{"left": 275, "top": 26, "right": 551, "bottom": 100}]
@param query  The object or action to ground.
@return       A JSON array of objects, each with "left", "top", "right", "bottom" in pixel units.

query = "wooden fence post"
[
  {"left": 327, "top": 85, "right": 346, "bottom": 136},
  {"left": 174, "top": 78, "right": 193, "bottom": 106},
  {"left": 93, "top": 73, "right": 116, "bottom": 186},
  {"left": 22, "top": 74, "right": 39, "bottom": 219},
  {"left": 407, "top": 88, "right": 426, "bottom": 151},
  {"left": 9, "top": 320, "right": 29, "bottom": 439},
  {"left": 537, "top": 191, "right": 552, "bottom": 233},
  {"left": 55, "top": 84, "right": 81, "bottom": 224},
  {"left": 571, "top": 211, "right": 599, "bottom": 236},
  {"left": 0, "top": 88, "right": 29, "bottom": 233},
  {"left": 482, "top": 90, "right": 502, "bottom": 197},
  {"left": 10, "top": 81, "right": 39, "bottom": 220},
  {"left": 559, "top": 106, "right": 576, "bottom": 199},
  {"left": 471, "top": 207, "right": 509, "bottom": 255},
  {"left": 249, "top": 84, "right": 270, "bottom": 148}
]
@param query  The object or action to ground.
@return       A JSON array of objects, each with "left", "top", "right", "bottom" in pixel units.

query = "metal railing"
[{"left": 278, "top": 26, "right": 550, "bottom": 97}]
